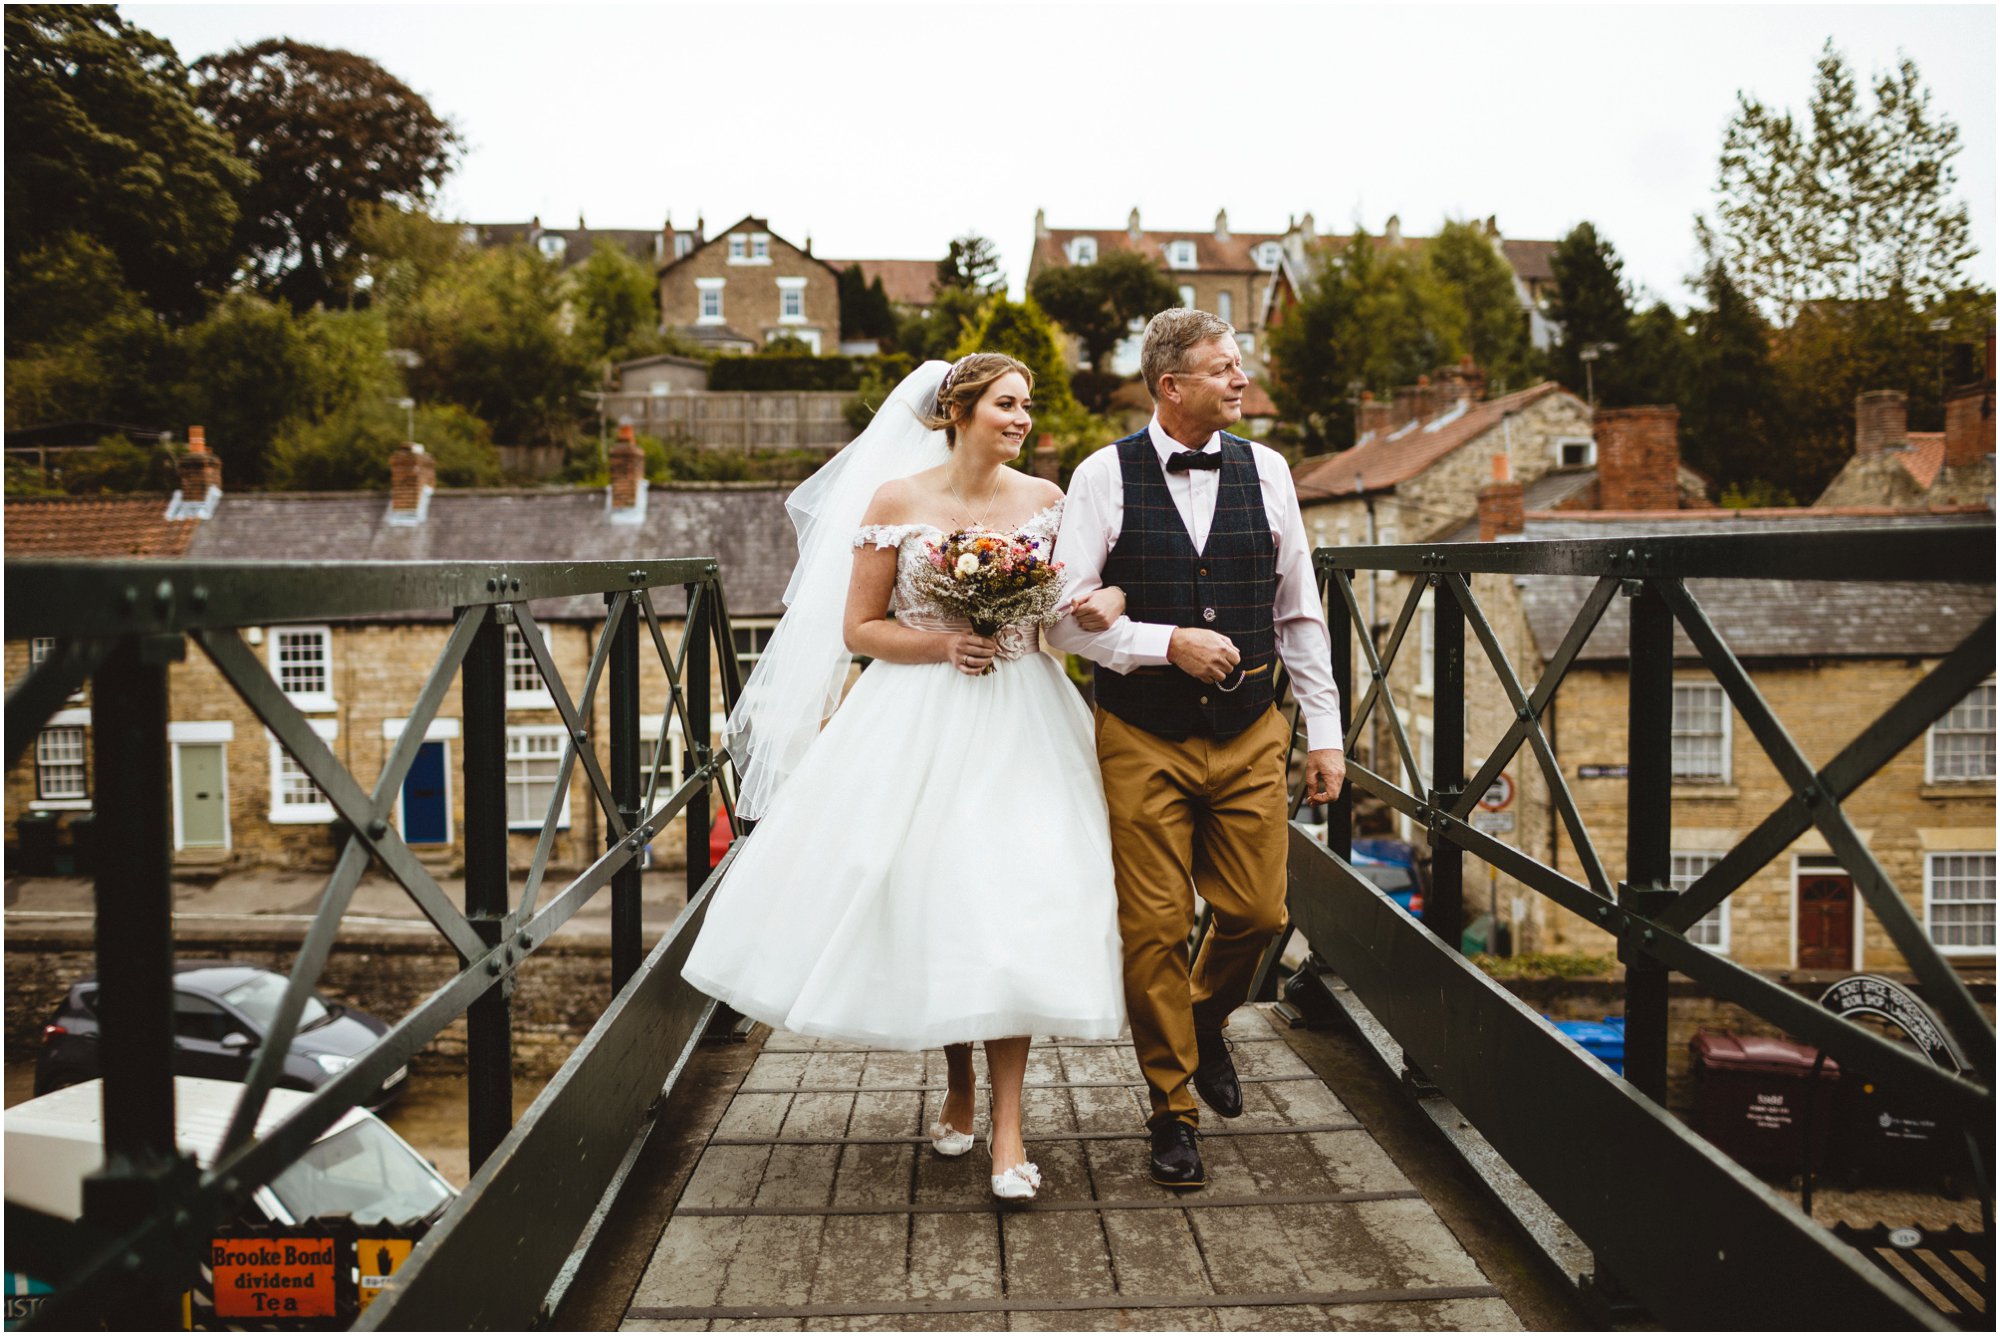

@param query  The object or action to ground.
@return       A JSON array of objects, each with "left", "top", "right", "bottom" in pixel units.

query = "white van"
[{"left": 5, "top": 1076, "right": 455, "bottom": 1229}]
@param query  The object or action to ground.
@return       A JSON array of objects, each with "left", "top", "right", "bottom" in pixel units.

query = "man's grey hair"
[{"left": 1140, "top": 308, "right": 1236, "bottom": 399}]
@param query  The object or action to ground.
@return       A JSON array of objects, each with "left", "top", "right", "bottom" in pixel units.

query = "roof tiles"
[
  {"left": 4, "top": 496, "right": 199, "bottom": 558},
  {"left": 1292, "top": 383, "right": 1570, "bottom": 500}
]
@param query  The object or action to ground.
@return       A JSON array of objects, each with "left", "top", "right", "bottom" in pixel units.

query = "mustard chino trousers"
[{"left": 1095, "top": 704, "right": 1291, "bottom": 1127}]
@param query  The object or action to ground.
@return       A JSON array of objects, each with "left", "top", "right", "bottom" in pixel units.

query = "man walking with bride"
[
  {"left": 1050, "top": 308, "right": 1345, "bottom": 1189},
  {"left": 685, "top": 307, "right": 1340, "bottom": 1202}
]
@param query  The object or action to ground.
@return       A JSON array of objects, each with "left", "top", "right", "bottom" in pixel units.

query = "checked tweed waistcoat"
[{"left": 1093, "top": 430, "right": 1278, "bottom": 739}]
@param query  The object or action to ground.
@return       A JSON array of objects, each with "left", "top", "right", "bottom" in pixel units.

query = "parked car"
[
  {"left": 1302, "top": 825, "right": 1427, "bottom": 917},
  {"left": 5, "top": 1076, "right": 455, "bottom": 1231},
  {"left": 34, "top": 961, "right": 407, "bottom": 1109}
]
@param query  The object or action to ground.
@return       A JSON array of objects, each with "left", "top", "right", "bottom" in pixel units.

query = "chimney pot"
[
  {"left": 1853, "top": 390, "right": 1908, "bottom": 458},
  {"left": 1594, "top": 406, "right": 1682, "bottom": 511},
  {"left": 1357, "top": 394, "right": 1393, "bottom": 439}
]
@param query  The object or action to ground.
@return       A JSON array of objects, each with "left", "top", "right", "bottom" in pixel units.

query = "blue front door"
[{"left": 402, "top": 741, "right": 449, "bottom": 844}]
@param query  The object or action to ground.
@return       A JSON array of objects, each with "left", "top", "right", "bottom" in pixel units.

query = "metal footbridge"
[{"left": 4, "top": 523, "right": 1992, "bottom": 1330}]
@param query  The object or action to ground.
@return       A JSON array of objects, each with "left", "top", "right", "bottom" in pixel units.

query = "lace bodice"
[{"left": 853, "top": 501, "right": 1064, "bottom": 660}]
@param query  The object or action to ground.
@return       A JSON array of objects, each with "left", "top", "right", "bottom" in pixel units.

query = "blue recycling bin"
[{"left": 1550, "top": 1016, "right": 1626, "bottom": 1075}]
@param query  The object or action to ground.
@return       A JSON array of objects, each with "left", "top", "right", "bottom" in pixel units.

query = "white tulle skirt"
[{"left": 682, "top": 649, "right": 1127, "bottom": 1049}]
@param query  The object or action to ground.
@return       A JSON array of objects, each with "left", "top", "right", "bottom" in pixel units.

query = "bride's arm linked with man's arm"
[{"left": 1048, "top": 443, "right": 1345, "bottom": 804}]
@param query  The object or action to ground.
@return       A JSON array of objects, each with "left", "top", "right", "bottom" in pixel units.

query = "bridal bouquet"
[{"left": 909, "top": 530, "right": 1066, "bottom": 668}]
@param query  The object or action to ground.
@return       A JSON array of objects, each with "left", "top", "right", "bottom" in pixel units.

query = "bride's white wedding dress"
[{"left": 681, "top": 502, "right": 1127, "bottom": 1049}]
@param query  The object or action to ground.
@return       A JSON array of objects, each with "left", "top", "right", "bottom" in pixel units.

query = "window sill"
[
  {"left": 282, "top": 694, "right": 338, "bottom": 715},
  {"left": 1672, "top": 784, "right": 1739, "bottom": 801},
  {"left": 269, "top": 807, "right": 336, "bottom": 825},
  {"left": 30, "top": 799, "right": 92, "bottom": 811},
  {"left": 1920, "top": 781, "right": 1996, "bottom": 799},
  {"left": 506, "top": 691, "right": 556, "bottom": 711}
]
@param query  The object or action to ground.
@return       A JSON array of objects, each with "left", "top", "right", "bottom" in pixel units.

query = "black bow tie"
[{"left": 1165, "top": 450, "right": 1222, "bottom": 473}]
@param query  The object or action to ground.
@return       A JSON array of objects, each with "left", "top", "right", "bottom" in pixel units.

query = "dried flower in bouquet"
[{"left": 907, "top": 530, "right": 1067, "bottom": 673}]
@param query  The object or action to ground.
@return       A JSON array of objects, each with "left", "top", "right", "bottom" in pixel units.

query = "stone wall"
[{"left": 6, "top": 930, "right": 627, "bottom": 1078}]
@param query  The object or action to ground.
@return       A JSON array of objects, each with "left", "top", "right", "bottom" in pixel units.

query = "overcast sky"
[{"left": 133, "top": 2, "right": 1994, "bottom": 310}]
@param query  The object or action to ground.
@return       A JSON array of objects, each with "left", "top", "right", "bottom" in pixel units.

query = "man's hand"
[
  {"left": 1167, "top": 627, "right": 1240, "bottom": 683},
  {"left": 1303, "top": 749, "right": 1346, "bottom": 805},
  {"left": 1070, "top": 585, "right": 1126, "bottom": 633}
]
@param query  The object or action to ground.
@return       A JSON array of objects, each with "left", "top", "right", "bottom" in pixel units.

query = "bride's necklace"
[{"left": 948, "top": 469, "right": 1004, "bottom": 530}]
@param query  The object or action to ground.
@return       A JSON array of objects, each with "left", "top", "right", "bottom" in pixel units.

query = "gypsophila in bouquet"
[{"left": 907, "top": 530, "right": 1066, "bottom": 673}]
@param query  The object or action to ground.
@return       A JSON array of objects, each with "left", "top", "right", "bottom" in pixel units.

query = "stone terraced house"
[{"left": 6, "top": 439, "right": 794, "bottom": 877}]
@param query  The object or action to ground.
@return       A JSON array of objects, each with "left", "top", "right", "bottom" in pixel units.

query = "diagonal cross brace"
[
  {"left": 1440, "top": 573, "right": 1614, "bottom": 901},
  {"left": 217, "top": 606, "right": 490, "bottom": 1155},
  {"left": 512, "top": 602, "right": 627, "bottom": 840},
  {"left": 196, "top": 628, "right": 485, "bottom": 960},
  {"left": 5, "top": 637, "right": 111, "bottom": 773},
  {"left": 1663, "top": 617, "right": 1997, "bottom": 936},
  {"left": 515, "top": 597, "right": 627, "bottom": 919},
  {"left": 1658, "top": 580, "right": 1996, "bottom": 1079},
  {"left": 1332, "top": 572, "right": 1428, "bottom": 794}
]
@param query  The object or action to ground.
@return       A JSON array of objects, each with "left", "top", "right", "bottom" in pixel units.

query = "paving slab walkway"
[{"left": 619, "top": 1005, "right": 1519, "bottom": 1331}]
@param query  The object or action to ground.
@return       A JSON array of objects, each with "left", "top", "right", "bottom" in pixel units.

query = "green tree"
[
  {"left": 895, "top": 285, "right": 988, "bottom": 361},
  {"left": 268, "top": 398, "right": 500, "bottom": 490},
  {"left": 5, "top": 5, "right": 250, "bottom": 332},
  {"left": 1028, "top": 249, "right": 1180, "bottom": 372},
  {"left": 1618, "top": 301, "right": 1691, "bottom": 410},
  {"left": 1679, "top": 263, "right": 1777, "bottom": 494},
  {"left": 1703, "top": 39, "right": 1975, "bottom": 322},
  {"left": 1266, "top": 231, "right": 1460, "bottom": 452},
  {"left": 173, "top": 297, "right": 397, "bottom": 485},
  {"left": 194, "top": 39, "right": 462, "bottom": 310},
  {"left": 1543, "top": 222, "right": 1632, "bottom": 401},
  {"left": 836, "top": 265, "right": 897, "bottom": 341},
  {"left": 395, "top": 245, "right": 592, "bottom": 448},
  {"left": 569, "top": 242, "right": 660, "bottom": 364},
  {"left": 937, "top": 234, "right": 1004, "bottom": 294},
  {"left": 952, "top": 296, "right": 1076, "bottom": 417},
  {"left": 1424, "top": 220, "right": 1533, "bottom": 392}
]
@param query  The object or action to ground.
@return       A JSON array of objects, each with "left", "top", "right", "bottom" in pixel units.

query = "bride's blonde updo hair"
[{"left": 919, "top": 353, "right": 1034, "bottom": 447}]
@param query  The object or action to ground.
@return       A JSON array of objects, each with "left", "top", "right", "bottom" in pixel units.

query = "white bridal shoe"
[
  {"left": 928, "top": 1119, "right": 974, "bottom": 1157},
  {"left": 990, "top": 1158, "right": 1042, "bottom": 1201}
]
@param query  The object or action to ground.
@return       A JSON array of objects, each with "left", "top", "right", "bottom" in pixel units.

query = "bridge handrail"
[
  {"left": 1278, "top": 522, "right": 1993, "bottom": 1329},
  {"left": 4, "top": 555, "right": 745, "bottom": 1330}
]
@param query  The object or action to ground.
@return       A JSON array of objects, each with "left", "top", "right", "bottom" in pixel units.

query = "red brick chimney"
[
  {"left": 609, "top": 425, "right": 645, "bottom": 510},
  {"left": 1853, "top": 390, "right": 1908, "bottom": 457},
  {"left": 1031, "top": 433, "right": 1060, "bottom": 482},
  {"left": 178, "top": 425, "right": 221, "bottom": 495},
  {"left": 1477, "top": 454, "right": 1524, "bottom": 541},
  {"left": 1943, "top": 338, "right": 1995, "bottom": 469},
  {"left": 389, "top": 441, "right": 436, "bottom": 516},
  {"left": 1391, "top": 377, "right": 1436, "bottom": 429},
  {"left": 1357, "top": 392, "right": 1393, "bottom": 439},
  {"left": 1594, "top": 406, "right": 1682, "bottom": 511},
  {"left": 1438, "top": 356, "right": 1486, "bottom": 405}
]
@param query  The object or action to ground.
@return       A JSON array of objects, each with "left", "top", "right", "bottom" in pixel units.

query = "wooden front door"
[
  {"left": 176, "top": 743, "right": 227, "bottom": 849},
  {"left": 1797, "top": 872, "right": 1854, "bottom": 970}
]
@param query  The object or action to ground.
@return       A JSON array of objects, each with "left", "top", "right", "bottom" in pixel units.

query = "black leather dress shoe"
[
  {"left": 1193, "top": 1030, "right": 1243, "bottom": 1118},
  {"left": 1148, "top": 1118, "right": 1205, "bottom": 1189}
]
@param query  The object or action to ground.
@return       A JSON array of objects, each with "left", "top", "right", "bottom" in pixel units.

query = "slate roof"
[
  {"left": 5, "top": 496, "right": 200, "bottom": 558},
  {"left": 1510, "top": 511, "right": 1993, "bottom": 663},
  {"left": 180, "top": 485, "right": 799, "bottom": 621},
  {"left": 824, "top": 259, "right": 939, "bottom": 308},
  {"left": 1293, "top": 382, "right": 1572, "bottom": 500}
]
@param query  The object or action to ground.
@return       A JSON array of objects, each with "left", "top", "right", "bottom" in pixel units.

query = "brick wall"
[
  {"left": 658, "top": 222, "right": 839, "bottom": 352},
  {"left": 1594, "top": 406, "right": 1682, "bottom": 512},
  {"left": 1853, "top": 390, "right": 1909, "bottom": 457}
]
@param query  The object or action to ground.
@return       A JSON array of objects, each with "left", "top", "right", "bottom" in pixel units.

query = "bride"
[{"left": 682, "top": 354, "right": 1127, "bottom": 1202}]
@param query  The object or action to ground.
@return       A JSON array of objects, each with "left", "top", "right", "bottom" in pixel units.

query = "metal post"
[
  {"left": 83, "top": 632, "right": 185, "bottom": 1329},
  {"left": 685, "top": 582, "right": 713, "bottom": 901},
  {"left": 608, "top": 594, "right": 643, "bottom": 993},
  {"left": 461, "top": 606, "right": 512, "bottom": 1171},
  {"left": 1327, "top": 568, "right": 1353, "bottom": 865},
  {"left": 1426, "top": 580, "right": 1465, "bottom": 950},
  {"left": 1624, "top": 580, "right": 1674, "bottom": 1106}
]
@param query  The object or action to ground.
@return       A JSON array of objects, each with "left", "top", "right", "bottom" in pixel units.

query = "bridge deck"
[{"left": 618, "top": 1005, "right": 1519, "bottom": 1331}]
